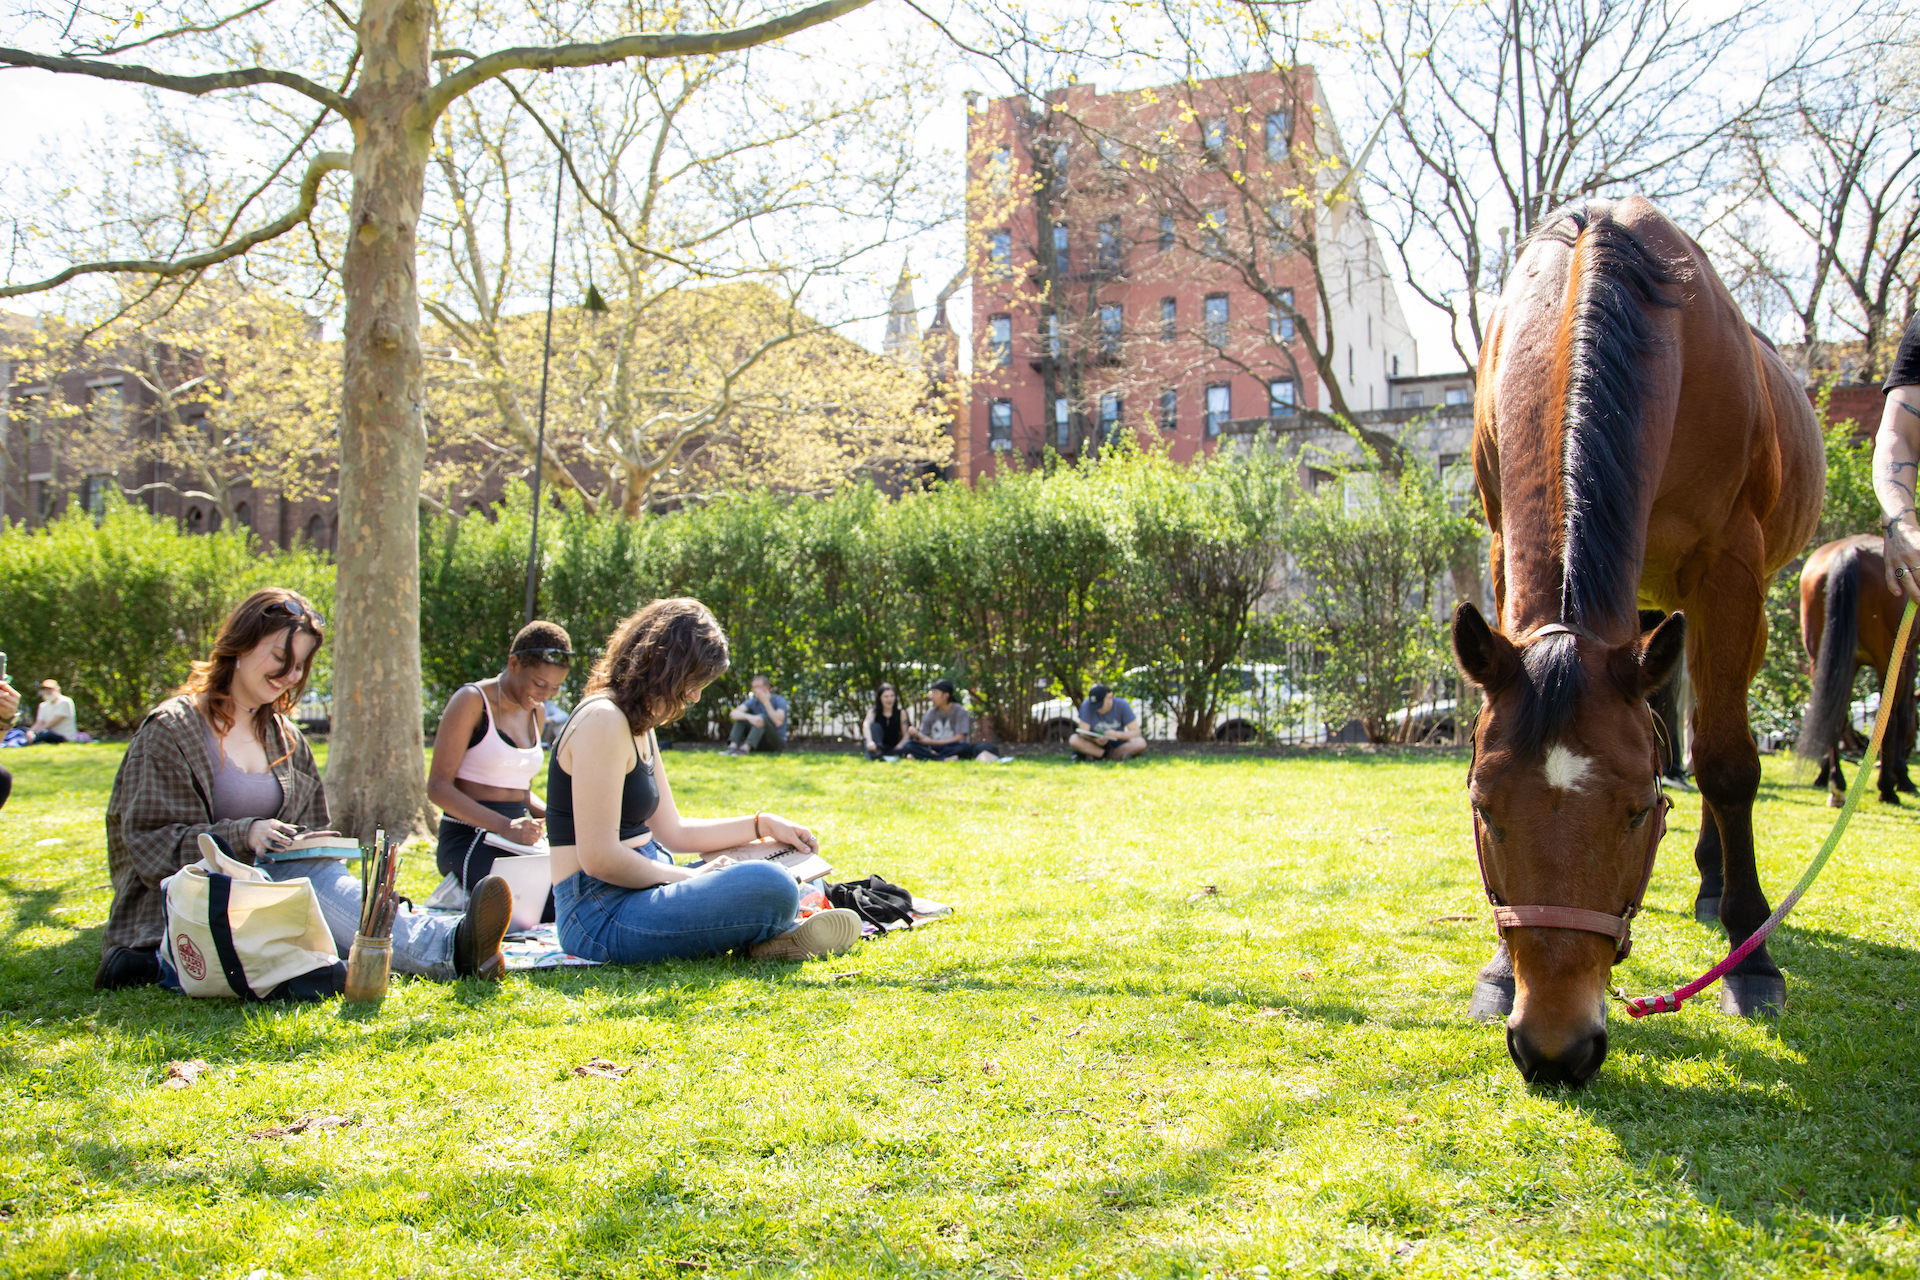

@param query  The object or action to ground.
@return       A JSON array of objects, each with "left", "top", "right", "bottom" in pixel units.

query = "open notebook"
[{"left": 709, "top": 839, "right": 832, "bottom": 883}]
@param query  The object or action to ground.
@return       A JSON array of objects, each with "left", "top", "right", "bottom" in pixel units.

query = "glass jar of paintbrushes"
[{"left": 345, "top": 829, "right": 401, "bottom": 1004}]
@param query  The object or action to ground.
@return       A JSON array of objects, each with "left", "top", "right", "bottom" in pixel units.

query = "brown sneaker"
[
  {"left": 454, "top": 875, "right": 513, "bottom": 981},
  {"left": 748, "top": 908, "right": 861, "bottom": 961}
]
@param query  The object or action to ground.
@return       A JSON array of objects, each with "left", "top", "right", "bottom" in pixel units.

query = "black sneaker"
[
  {"left": 454, "top": 876, "right": 513, "bottom": 981},
  {"left": 94, "top": 945, "right": 161, "bottom": 990}
]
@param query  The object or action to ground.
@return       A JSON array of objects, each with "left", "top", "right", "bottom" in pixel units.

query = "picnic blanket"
[{"left": 430, "top": 896, "right": 955, "bottom": 971}]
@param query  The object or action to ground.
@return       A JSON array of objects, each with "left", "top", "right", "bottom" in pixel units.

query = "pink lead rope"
[{"left": 1620, "top": 599, "right": 1918, "bottom": 1018}]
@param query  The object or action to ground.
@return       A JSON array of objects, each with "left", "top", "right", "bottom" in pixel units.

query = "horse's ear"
[
  {"left": 1613, "top": 610, "right": 1686, "bottom": 698},
  {"left": 1452, "top": 602, "right": 1518, "bottom": 690}
]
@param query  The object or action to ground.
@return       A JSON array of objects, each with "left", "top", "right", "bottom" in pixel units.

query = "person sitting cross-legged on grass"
[
  {"left": 725, "top": 674, "right": 788, "bottom": 756},
  {"left": 547, "top": 598, "right": 859, "bottom": 963},
  {"left": 96, "top": 588, "right": 514, "bottom": 992},
  {"left": 902, "top": 679, "right": 1001, "bottom": 763},
  {"left": 1070, "top": 684, "right": 1147, "bottom": 761},
  {"left": 863, "top": 682, "right": 905, "bottom": 761}
]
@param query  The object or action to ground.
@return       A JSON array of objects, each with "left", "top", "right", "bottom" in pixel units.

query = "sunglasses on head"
[
  {"left": 265, "top": 598, "right": 325, "bottom": 628},
  {"left": 512, "top": 647, "right": 574, "bottom": 666}
]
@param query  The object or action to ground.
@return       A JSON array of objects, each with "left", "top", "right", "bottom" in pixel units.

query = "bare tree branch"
[
  {"left": 421, "top": 0, "right": 877, "bottom": 123},
  {"left": 0, "top": 46, "right": 356, "bottom": 119},
  {"left": 0, "top": 150, "right": 350, "bottom": 298}
]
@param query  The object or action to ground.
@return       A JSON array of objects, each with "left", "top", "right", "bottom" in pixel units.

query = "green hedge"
[
  {"left": 0, "top": 502, "right": 334, "bottom": 731},
  {"left": 0, "top": 441, "right": 1472, "bottom": 744}
]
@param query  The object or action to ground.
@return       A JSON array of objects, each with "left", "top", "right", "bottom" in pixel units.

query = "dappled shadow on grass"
[
  {"left": 1573, "top": 922, "right": 1920, "bottom": 1224},
  {"left": 0, "top": 874, "right": 80, "bottom": 948}
]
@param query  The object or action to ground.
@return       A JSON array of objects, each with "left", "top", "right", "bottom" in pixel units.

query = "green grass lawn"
[{"left": 3, "top": 743, "right": 1919, "bottom": 1278}]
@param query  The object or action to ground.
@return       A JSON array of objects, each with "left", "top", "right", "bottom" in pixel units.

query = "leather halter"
[{"left": 1466, "top": 627, "right": 1671, "bottom": 964}]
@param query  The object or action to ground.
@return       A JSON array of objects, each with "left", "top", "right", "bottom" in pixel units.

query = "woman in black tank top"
[{"left": 547, "top": 598, "right": 860, "bottom": 964}]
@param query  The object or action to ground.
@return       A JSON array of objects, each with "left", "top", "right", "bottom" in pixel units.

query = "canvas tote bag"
[{"left": 160, "top": 834, "right": 346, "bottom": 1001}]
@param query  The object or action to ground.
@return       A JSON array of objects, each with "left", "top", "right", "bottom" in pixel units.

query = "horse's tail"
[
  {"left": 1543, "top": 203, "right": 1683, "bottom": 631},
  {"left": 1798, "top": 546, "right": 1861, "bottom": 761}
]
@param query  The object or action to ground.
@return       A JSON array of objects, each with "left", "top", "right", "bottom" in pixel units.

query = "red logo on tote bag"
[{"left": 176, "top": 934, "right": 207, "bottom": 981}]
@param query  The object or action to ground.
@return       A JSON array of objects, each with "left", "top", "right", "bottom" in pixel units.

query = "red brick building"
[{"left": 958, "top": 68, "right": 1417, "bottom": 481}]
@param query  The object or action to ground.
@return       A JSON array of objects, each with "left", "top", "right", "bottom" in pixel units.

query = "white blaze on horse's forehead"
[{"left": 1543, "top": 744, "right": 1596, "bottom": 792}]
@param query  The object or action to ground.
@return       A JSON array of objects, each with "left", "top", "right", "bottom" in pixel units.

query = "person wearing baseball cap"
[
  {"left": 1071, "top": 683, "right": 1146, "bottom": 761},
  {"left": 902, "top": 679, "right": 1003, "bottom": 763}
]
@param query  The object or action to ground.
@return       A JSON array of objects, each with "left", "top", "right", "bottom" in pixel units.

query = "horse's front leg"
[
  {"left": 1828, "top": 745, "right": 1848, "bottom": 809},
  {"left": 1685, "top": 551, "right": 1785, "bottom": 1017}
]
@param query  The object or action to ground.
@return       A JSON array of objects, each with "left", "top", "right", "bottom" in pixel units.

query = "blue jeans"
[
  {"left": 554, "top": 842, "right": 800, "bottom": 963},
  {"left": 260, "top": 857, "right": 457, "bottom": 980}
]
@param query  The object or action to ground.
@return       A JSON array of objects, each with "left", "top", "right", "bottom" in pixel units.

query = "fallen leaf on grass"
[
  {"left": 1185, "top": 885, "right": 1219, "bottom": 902},
  {"left": 159, "top": 1059, "right": 209, "bottom": 1089},
  {"left": 573, "top": 1057, "right": 635, "bottom": 1079},
  {"left": 1426, "top": 914, "right": 1477, "bottom": 924},
  {"left": 1293, "top": 968, "right": 1318, "bottom": 980},
  {"left": 1393, "top": 1114, "right": 1421, "bottom": 1128},
  {"left": 831, "top": 970, "right": 865, "bottom": 981},
  {"left": 980, "top": 1059, "right": 1001, "bottom": 1076},
  {"left": 1063, "top": 1023, "right": 1089, "bottom": 1038},
  {"left": 249, "top": 1114, "right": 354, "bottom": 1140}
]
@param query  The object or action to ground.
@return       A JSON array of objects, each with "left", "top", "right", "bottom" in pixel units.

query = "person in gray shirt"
[
  {"left": 1071, "top": 683, "right": 1146, "bottom": 760},
  {"left": 902, "top": 679, "right": 1002, "bottom": 762}
]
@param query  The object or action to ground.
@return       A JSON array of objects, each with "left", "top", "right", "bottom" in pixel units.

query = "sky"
[{"left": 0, "top": 9, "right": 1467, "bottom": 377}]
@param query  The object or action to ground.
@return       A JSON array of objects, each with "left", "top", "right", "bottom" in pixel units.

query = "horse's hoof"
[
  {"left": 1896, "top": 779, "right": 1918, "bottom": 795},
  {"left": 1693, "top": 896, "right": 1721, "bottom": 924},
  {"left": 1880, "top": 792, "right": 1903, "bottom": 806},
  {"left": 1827, "top": 793, "right": 1846, "bottom": 809},
  {"left": 1719, "top": 974, "right": 1786, "bottom": 1019},
  {"left": 1468, "top": 974, "right": 1515, "bottom": 1021}
]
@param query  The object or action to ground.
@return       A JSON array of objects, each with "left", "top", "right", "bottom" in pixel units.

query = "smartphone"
[{"left": 0, "top": 653, "right": 8, "bottom": 684}]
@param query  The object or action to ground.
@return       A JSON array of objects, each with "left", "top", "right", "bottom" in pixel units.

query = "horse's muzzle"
[{"left": 1507, "top": 1023, "right": 1608, "bottom": 1085}]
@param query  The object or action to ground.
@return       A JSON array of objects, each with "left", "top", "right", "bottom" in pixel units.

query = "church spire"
[{"left": 882, "top": 254, "right": 921, "bottom": 364}]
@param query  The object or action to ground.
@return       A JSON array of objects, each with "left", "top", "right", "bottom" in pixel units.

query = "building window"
[
  {"left": 1445, "top": 386, "right": 1472, "bottom": 406},
  {"left": 186, "top": 505, "right": 205, "bottom": 534},
  {"left": 1203, "top": 294, "right": 1229, "bottom": 347},
  {"left": 988, "top": 229, "right": 1011, "bottom": 276},
  {"left": 306, "top": 514, "right": 326, "bottom": 549},
  {"left": 79, "top": 473, "right": 111, "bottom": 518},
  {"left": 1098, "top": 137, "right": 1121, "bottom": 168},
  {"left": 1050, "top": 141, "right": 1069, "bottom": 186},
  {"left": 1205, "top": 384, "right": 1231, "bottom": 437},
  {"left": 1401, "top": 391, "right": 1425, "bottom": 408},
  {"left": 1265, "top": 111, "right": 1290, "bottom": 160},
  {"left": 235, "top": 501, "right": 253, "bottom": 530},
  {"left": 1099, "top": 303, "right": 1123, "bottom": 358},
  {"left": 1055, "top": 397, "right": 1072, "bottom": 449},
  {"left": 989, "top": 400, "right": 1013, "bottom": 451},
  {"left": 1099, "top": 393, "right": 1122, "bottom": 443},
  {"left": 1267, "top": 202, "right": 1292, "bottom": 248},
  {"left": 1160, "top": 297, "right": 1177, "bottom": 341},
  {"left": 1269, "top": 379, "right": 1297, "bottom": 418},
  {"left": 1269, "top": 289, "right": 1294, "bottom": 341},
  {"left": 988, "top": 314, "right": 1011, "bottom": 368},
  {"left": 1392, "top": 354, "right": 1401, "bottom": 376},
  {"left": 89, "top": 382, "right": 124, "bottom": 432},
  {"left": 1201, "top": 206, "right": 1228, "bottom": 255},
  {"left": 989, "top": 145, "right": 1013, "bottom": 194},
  {"left": 1203, "top": 117, "right": 1227, "bottom": 153},
  {"left": 1052, "top": 223, "right": 1069, "bottom": 272},
  {"left": 1045, "top": 312, "right": 1062, "bottom": 360},
  {"left": 1157, "top": 387, "right": 1178, "bottom": 433},
  {"left": 1158, "top": 214, "right": 1174, "bottom": 253},
  {"left": 1097, "top": 220, "right": 1121, "bottom": 271}
]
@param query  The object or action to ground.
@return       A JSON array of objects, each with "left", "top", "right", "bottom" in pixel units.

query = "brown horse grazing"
[
  {"left": 1456, "top": 196, "right": 1823, "bottom": 1084},
  {"left": 1798, "top": 534, "right": 1920, "bottom": 806}
]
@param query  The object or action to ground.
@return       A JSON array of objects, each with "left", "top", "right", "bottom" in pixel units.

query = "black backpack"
[{"left": 826, "top": 876, "right": 917, "bottom": 930}]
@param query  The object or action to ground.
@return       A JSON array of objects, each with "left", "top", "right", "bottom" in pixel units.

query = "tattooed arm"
[{"left": 1875, "top": 386, "right": 1920, "bottom": 604}]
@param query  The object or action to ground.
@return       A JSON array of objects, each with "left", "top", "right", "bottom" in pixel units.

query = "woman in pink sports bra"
[{"left": 428, "top": 621, "right": 573, "bottom": 913}]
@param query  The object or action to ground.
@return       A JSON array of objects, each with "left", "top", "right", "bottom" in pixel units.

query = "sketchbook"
[{"left": 709, "top": 839, "right": 833, "bottom": 883}]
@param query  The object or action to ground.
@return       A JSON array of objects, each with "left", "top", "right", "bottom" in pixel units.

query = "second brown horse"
[
  {"left": 1456, "top": 196, "right": 1823, "bottom": 1084},
  {"left": 1798, "top": 534, "right": 1919, "bottom": 806}
]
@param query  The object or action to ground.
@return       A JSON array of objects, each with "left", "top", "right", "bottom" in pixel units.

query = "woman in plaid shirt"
[{"left": 96, "top": 589, "right": 514, "bottom": 991}]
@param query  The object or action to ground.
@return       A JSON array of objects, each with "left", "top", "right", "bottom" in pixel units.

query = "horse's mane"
[
  {"left": 1506, "top": 631, "right": 1586, "bottom": 757},
  {"left": 1524, "top": 203, "right": 1682, "bottom": 633}
]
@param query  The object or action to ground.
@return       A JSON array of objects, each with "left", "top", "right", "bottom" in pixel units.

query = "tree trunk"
[{"left": 326, "top": 0, "right": 434, "bottom": 839}]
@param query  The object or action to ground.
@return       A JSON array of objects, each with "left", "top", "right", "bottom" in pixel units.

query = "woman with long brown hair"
[
  {"left": 97, "top": 588, "right": 514, "bottom": 990},
  {"left": 547, "top": 597, "right": 858, "bottom": 963}
]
